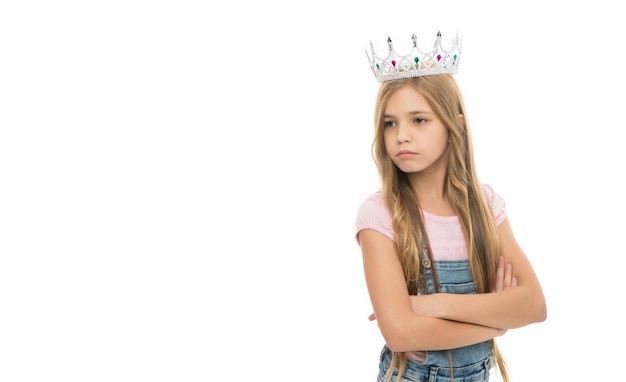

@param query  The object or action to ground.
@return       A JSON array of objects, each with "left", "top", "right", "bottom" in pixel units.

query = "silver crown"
[{"left": 366, "top": 31, "right": 462, "bottom": 82}]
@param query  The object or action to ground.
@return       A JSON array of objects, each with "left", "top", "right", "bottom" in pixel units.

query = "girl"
[{"left": 354, "top": 66, "right": 547, "bottom": 380}]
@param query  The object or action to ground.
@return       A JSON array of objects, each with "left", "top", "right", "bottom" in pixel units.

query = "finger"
[
  {"left": 511, "top": 276, "right": 518, "bottom": 287},
  {"left": 504, "top": 263, "right": 513, "bottom": 289},
  {"left": 369, "top": 313, "right": 376, "bottom": 321}
]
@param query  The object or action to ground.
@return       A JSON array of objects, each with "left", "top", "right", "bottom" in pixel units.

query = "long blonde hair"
[{"left": 371, "top": 74, "right": 509, "bottom": 382}]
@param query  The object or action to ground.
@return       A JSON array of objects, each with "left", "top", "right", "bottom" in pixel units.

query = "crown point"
[
  {"left": 387, "top": 36, "right": 394, "bottom": 50},
  {"left": 434, "top": 31, "right": 442, "bottom": 50}
]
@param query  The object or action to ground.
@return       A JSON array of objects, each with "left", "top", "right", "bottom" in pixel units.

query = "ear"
[{"left": 457, "top": 114, "right": 466, "bottom": 131}]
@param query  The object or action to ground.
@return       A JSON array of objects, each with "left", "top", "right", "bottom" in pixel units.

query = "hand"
[{"left": 493, "top": 255, "right": 517, "bottom": 292}]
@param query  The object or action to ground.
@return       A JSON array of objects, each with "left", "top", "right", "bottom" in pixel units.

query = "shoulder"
[
  {"left": 480, "top": 183, "right": 507, "bottom": 226},
  {"left": 354, "top": 191, "right": 395, "bottom": 244},
  {"left": 357, "top": 191, "right": 387, "bottom": 213}
]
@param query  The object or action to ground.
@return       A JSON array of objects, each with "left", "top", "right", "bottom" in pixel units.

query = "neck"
[
  {"left": 408, "top": 172, "right": 455, "bottom": 217},
  {"left": 408, "top": 169, "right": 446, "bottom": 201}
]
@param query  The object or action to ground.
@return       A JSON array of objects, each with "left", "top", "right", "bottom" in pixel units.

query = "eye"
[
  {"left": 383, "top": 120, "right": 396, "bottom": 128},
  {"left": 414, "top": 118, "right": 427, "bottom": 125}
]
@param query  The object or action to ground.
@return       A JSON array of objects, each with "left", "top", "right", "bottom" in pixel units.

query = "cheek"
[
  {"left": 383, "top": 132, "right": 393, "bottom": 151},
  {"left": 436, "top": 131, "right": 450, "bottom": 151},
  {"left": 382, "top": 135, "right": 398, "bottom": 164}
]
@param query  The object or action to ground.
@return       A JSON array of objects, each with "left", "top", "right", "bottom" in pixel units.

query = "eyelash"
[{"left": 383, "top": 118, "right": 427, "bottom": 128}]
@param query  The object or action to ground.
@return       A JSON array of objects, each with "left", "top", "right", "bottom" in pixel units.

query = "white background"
[{"left": 1, "top": 1, "right": 624, "bottom": 381}]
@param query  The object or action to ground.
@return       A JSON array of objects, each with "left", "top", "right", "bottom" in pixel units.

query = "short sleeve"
[
  {"left": 481, "top": 184, "right": 507, "bottom": 226},
  {"left": 354, "top": 193, "right": 395, "bottom": 245}
]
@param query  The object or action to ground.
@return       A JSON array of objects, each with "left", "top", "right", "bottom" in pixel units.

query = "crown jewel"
[{"left": 366, "top": 31, "right": 462, "bottom": 82}]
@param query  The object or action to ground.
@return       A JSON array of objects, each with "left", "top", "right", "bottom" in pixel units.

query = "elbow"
[
  {"left": 528, "top": 292, "right": 547, "bottom": 324},
  {"left": 522, "top": 285, "right": 547, "bottom": 325},
  {"left": 380, "top": 324, "right": 420, "bottom": 353},
  {"left": 511, "top": 290, "right": 547, "bottom": 328},
  {"left": 385, "top": 337, "right": 414, "bottom": 353},
  {"left": 378, "top": 320, "right": 408, "bottom": 352},
  {"left": 384, "top": 334, "right": 407, "bottom": 353},
  {"left": 386, "top": 343, "right": 406, "bottom": 353},
  {"left": 536, "top": 298, "right": 548, "bottom": 323}
]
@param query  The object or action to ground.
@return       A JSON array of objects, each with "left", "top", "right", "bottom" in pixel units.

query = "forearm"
[
  {"left": 415, "top": 286, "right": 546, "bottom": 329},
  {"left": 382, "top": 315, "right": 504, "bottom": 352}
]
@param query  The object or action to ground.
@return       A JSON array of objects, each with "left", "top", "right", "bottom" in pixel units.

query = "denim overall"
[{"left": 377, "top": 260, "right": 494, "bottom": 382}]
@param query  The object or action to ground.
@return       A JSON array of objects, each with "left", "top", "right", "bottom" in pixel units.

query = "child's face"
[{"left": 382, "top": 85, "right": 449, "bottom": 176}]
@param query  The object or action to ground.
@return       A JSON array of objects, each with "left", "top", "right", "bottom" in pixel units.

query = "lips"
[{"left": 397, "top": 150, "right": 417, "bottom": 159}]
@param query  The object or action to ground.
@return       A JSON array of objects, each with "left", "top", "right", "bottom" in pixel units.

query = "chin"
[{"left": 398, "top": 167, "right": 425, "bottom": 174}]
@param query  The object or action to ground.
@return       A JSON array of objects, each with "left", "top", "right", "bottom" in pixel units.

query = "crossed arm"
[{"left": 359, "top": 218, "right": 547, "bottom": 353}]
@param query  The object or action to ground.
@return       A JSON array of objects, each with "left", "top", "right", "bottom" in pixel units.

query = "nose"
[{"left": 396, "top": 123, "right": 411, "bottom": 143}]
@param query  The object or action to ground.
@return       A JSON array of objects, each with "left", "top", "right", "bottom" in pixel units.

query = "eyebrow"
[{"left": 383, "top": 110, "right": 432, "bottom": 118}]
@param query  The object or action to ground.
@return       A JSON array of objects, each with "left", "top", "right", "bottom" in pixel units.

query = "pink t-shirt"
[{"left": 355, "top": 184, "right": 506, "bottom": 261}]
